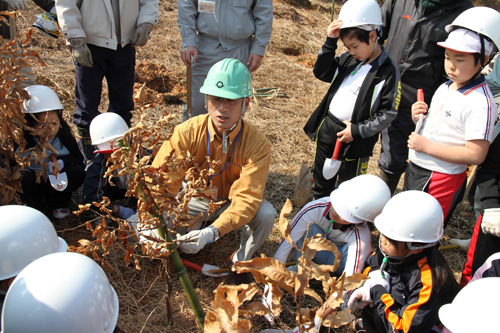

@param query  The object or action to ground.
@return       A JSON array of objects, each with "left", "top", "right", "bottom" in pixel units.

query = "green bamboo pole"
[{"left": 119, "top": 139, "right": 205, "bottom": 331}]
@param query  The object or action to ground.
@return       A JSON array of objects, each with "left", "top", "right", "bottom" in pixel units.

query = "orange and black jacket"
[{"left": 363, "top": 248, "right": 449, "bottom": 333}]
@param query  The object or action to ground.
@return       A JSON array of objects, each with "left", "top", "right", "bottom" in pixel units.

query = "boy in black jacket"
[{"left": 304, "top": 0, "right": 401, "bottom": 199}]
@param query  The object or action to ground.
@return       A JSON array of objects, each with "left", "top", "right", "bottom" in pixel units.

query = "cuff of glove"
[
  {"left": 370, "top": 284, "right": 389, "bottom": 301},
  {"left": 207, "top": 225, "right": 219, "bottom": 243}
]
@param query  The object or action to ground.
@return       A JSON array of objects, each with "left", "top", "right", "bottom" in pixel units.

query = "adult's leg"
[
  {"left": 235, "top": 200, "right": 276, "bottom": 261},
  {"left": 73, "top": 44, "right": 107, "bottom": 162},
  {"left": 378, "top": 102, "right": 414, "bottom": 194},
  {"left": 106, "top": 45, "right": 135, "bottom": 126}
]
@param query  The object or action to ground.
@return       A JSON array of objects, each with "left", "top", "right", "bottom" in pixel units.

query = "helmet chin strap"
[{"left": 223, "top": 98, "right": 245, "bottom": 153}]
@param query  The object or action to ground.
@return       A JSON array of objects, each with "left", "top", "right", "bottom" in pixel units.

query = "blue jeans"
[{"left": 292, "top": 224, "right": 349, "bottom": 275}]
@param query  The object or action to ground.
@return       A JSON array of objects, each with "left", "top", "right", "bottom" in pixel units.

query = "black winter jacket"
[
  {"left": 380, "top": 0, "right": 473, "bottom": 108},
  {"left": 364, "top": 249, "right": 457, "bottom": 333},
  {"left": 304, "top": 37, "right": 401, "bottom": 158}
]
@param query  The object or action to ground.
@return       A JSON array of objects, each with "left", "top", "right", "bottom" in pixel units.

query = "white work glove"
[
  {"left": 69, "top": 38, "right": 93, "bottom": 67},
  {"left": 482, "top": 208, "right": 500, "bottom": 238},
  {"left": 5, "top": 0, "right": 28, "bottom": 10},
  {"left": 132, "top": 23, "right": 153, "bottom": 47},
  {"left": 348, "top": 270, "right": 390, "bottom": 311},
  {"left": 262, "top": 284, "right": 275, "bottom": 324},
  {"left": 47, "top": 159, "right": 64, "bottom": 174},
  {"left": 177, "top": 227, "right": 216, "bottom": 254},
  {"left": 116, "top": 205, "right": 136, "bottom": 220}
]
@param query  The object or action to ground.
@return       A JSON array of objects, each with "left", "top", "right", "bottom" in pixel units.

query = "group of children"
[
  {"left": 17, "top": 85, "right": 135, "bottom": 220},
  {"left": 271, "top": 1, "right": 500, "bottom": 332},
  {"left": 4, "top": 0, "right": 500, "bottom": 331}
]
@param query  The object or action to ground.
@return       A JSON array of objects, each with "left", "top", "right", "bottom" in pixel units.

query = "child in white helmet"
[
  {"left": 304, "top": 0, "right": 401, "bottom": 199},
  {"left": 82, "top": 112, "right": 136, "bottom": 220},
  {"left": 347, "top": 191, "right": 459, "bottom": 333},
  {"left": 1, "top": 252, "right": 121, "bottom": 333},
  {"left": 405, "top": 7, "right": 500, "bottom": 228},
  {"left": 273, "top": 175, "right": 390, "bottom": 277},
  {"left": 0, "top": 205, "right": 67, "bottom": 329},
  {"left": 19, "top": 85, "right": 86, "bottom": 219}
]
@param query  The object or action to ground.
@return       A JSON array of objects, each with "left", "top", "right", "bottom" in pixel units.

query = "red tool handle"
[
  {"left": 332, "top": 138, "right": 342, "bottom": 160},
  {"left": 417, "top": 89, "right": 424, "bottom": 102},
  {"left": 181, "top": 259, "right": 203, "bottom": 272}
]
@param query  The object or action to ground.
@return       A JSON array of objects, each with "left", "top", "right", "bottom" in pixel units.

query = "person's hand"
[
  {"left": 337, "top": 120, "right": 353, "bottom": 143},
  {"left": 482, "top": 208, "right": 500, "bottom": 237},
  {"left": 247, "top": 54, "right": 263, "bottom": 72},
  {"left": 180, "top": 46, "right": 198, "bottom": 66},
  {"left": 326, "top": 19, "right": 343, "bottom": 38},
  {"left": 69, "top": 38, "right": 93, "bottom": 67},
  {"left": 407, "top": 132, "right": 431, "bottom": 152},
  {"left": 133, "top": 23, "right": 153, "bottom": 47},
  {"left": 347, "top": 270, "right": 390, "bottom": 310},
  {"left": 411, "top": 100, "right": 428, "bottom": 124},
  {"left": 5, "top": 0, "right": 28, "bottom": 11},
  {"left": 47, "top": 159, "right": 64, "bottom": 174},
  {"left": 116, "top": 205, "right": 136, "bottom": 219},
  {"left": 177, "top": 227, "right": 216, "bottom": 254}
]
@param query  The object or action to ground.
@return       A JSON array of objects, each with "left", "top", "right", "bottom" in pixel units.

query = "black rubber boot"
[{"left": 76, "top": 126, "right": 94, "bottom": 163}]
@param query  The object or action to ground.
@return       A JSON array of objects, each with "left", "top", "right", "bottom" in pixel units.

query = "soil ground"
[{"left": 12, "top": 0, "right": 499, "bottom": 332}]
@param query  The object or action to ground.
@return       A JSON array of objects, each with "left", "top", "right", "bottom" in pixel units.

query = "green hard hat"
[{"left": 200, "top": 58, "right": 252, "bottom": 99}]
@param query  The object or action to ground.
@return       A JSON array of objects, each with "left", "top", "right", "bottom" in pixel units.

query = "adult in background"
[
  {"left": 146, "top": 58, "right": 276, "bottom": 284},
  {"left": 177, "top": 0, "right": 272, "bottom": 121},
  {"left": 55, "top": 0, "right": 159, "bottom": 162},
  {"left": 377, "top": 0, "right": 473, "bottom": 193}
]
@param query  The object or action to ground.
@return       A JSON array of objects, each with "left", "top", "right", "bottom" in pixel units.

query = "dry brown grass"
[{"left": 12, "top": 0, "right": 490, "bottom": 331}]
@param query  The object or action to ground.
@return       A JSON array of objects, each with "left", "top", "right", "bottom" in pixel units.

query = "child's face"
[
  {"left": 329, "top": 206, "right": 351, "bottom": 225},
  {"left": 444, "top": 49, "right": 482, "bottom": 89},
  {"left": 380, "top": 234, "right": 411, "bottom": 258},
  {"left": 33, "top": 110, "right": 60, "bottom": 140},
  {"left": 341, "top": 31, "right": 376, "bottom": 62}
]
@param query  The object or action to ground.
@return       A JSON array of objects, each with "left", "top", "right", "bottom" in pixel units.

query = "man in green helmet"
[{"left": 151, "top": 58, "right": 276, "bottom": 282}]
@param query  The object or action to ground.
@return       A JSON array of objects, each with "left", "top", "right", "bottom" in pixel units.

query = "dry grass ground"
[{"left": 12, "top": 0, "right": 498, "bottom": 331}]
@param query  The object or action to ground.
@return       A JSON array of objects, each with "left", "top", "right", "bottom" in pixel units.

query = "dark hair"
[
  {"left": 339, "top": 27, "right": 372, "bottom": 44},
  {"left": 385, "top": 237, "right": 459, "bottom": 298},
  {"left": 23, "top": 110, "right": 72, "bottom": 148}
]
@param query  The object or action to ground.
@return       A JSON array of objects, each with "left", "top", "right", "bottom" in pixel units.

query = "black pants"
[
  {"left": 19, "top": 163, "right": 85, "bottom": 212},
  {"left": 312, "top": 113, "right": 369, "bottom": 199}
]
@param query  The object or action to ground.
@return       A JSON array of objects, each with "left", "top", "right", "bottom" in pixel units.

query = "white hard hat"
[
  {"left": 22, "top": 85, "right": 64, "bottom": 114},
  {"left": 338, "top": 0, "right": 383, "bottom": 30},
  {"left": 439, "top": 277, "right": 500, "bottom": 333},
  {"left": 330, "top": 174, "right": 391, "bottom": 224},
  {"left": 445, "top": 7, "right": 500, "bottom": 54},
  {"left": 374, "top": 191, "right": 444, "bottom": 245},
  {"left": 0, "top": 205, "right": 67, "bottom": 280},
  {"left": 1, "top": 252, "right": 119, "bottom": 333},
  {"left": 90, "top": 112, "right": 129, "bottom": 147}
]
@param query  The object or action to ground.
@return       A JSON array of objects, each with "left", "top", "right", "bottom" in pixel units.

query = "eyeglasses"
[{"left": 206, "top": 95, "right": 243, "bottom": 108}]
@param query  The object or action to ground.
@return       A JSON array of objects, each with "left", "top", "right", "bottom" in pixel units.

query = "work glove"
[
  {"left": 47, "top": 159, "right": 64, "bottom": 174},
  {"left": 348, "top": 270, "right": 390, "bottom": 311},
  {"left": 177, "top": 227, "right": 216, "bottom": 254},
  {"left": 116, "top": 205, "right": 136, "bottom": 220},
  {"left": 69, "top": 38, "right": 93, "bottom": 67},
  {"left": 262, "top": 284, "right": 275, "bottom": 324},
  {"left": 5, "top": 0, "right": 28, "bottom": 10},
  {"left": 482, "top": 208, "right": 500, "bottom": 238},
  {"left": 132, "top": 23, "right": 153, "bottom": 47}
]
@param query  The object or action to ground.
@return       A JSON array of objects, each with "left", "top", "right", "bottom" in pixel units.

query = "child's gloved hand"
[
  {"left": 116, "top": 205, "right": 136, "bottom": 219},
  {"left": 348, "top": 270, "right": 390, "bottom": 310},
  {"left": 47, "top": 159, "right": 64, "bottom": 174},
  {"left": 482, "top": 208, "right": 500, "bottom": 237}
]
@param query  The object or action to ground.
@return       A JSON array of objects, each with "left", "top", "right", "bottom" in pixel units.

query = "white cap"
[{"left": 438, "top": 28, "right": 494, "bottom": 55}]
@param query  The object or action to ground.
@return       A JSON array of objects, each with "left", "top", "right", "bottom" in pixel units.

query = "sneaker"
[{"left": 53, "top": 208, "right": 70, "bottom": 219}]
